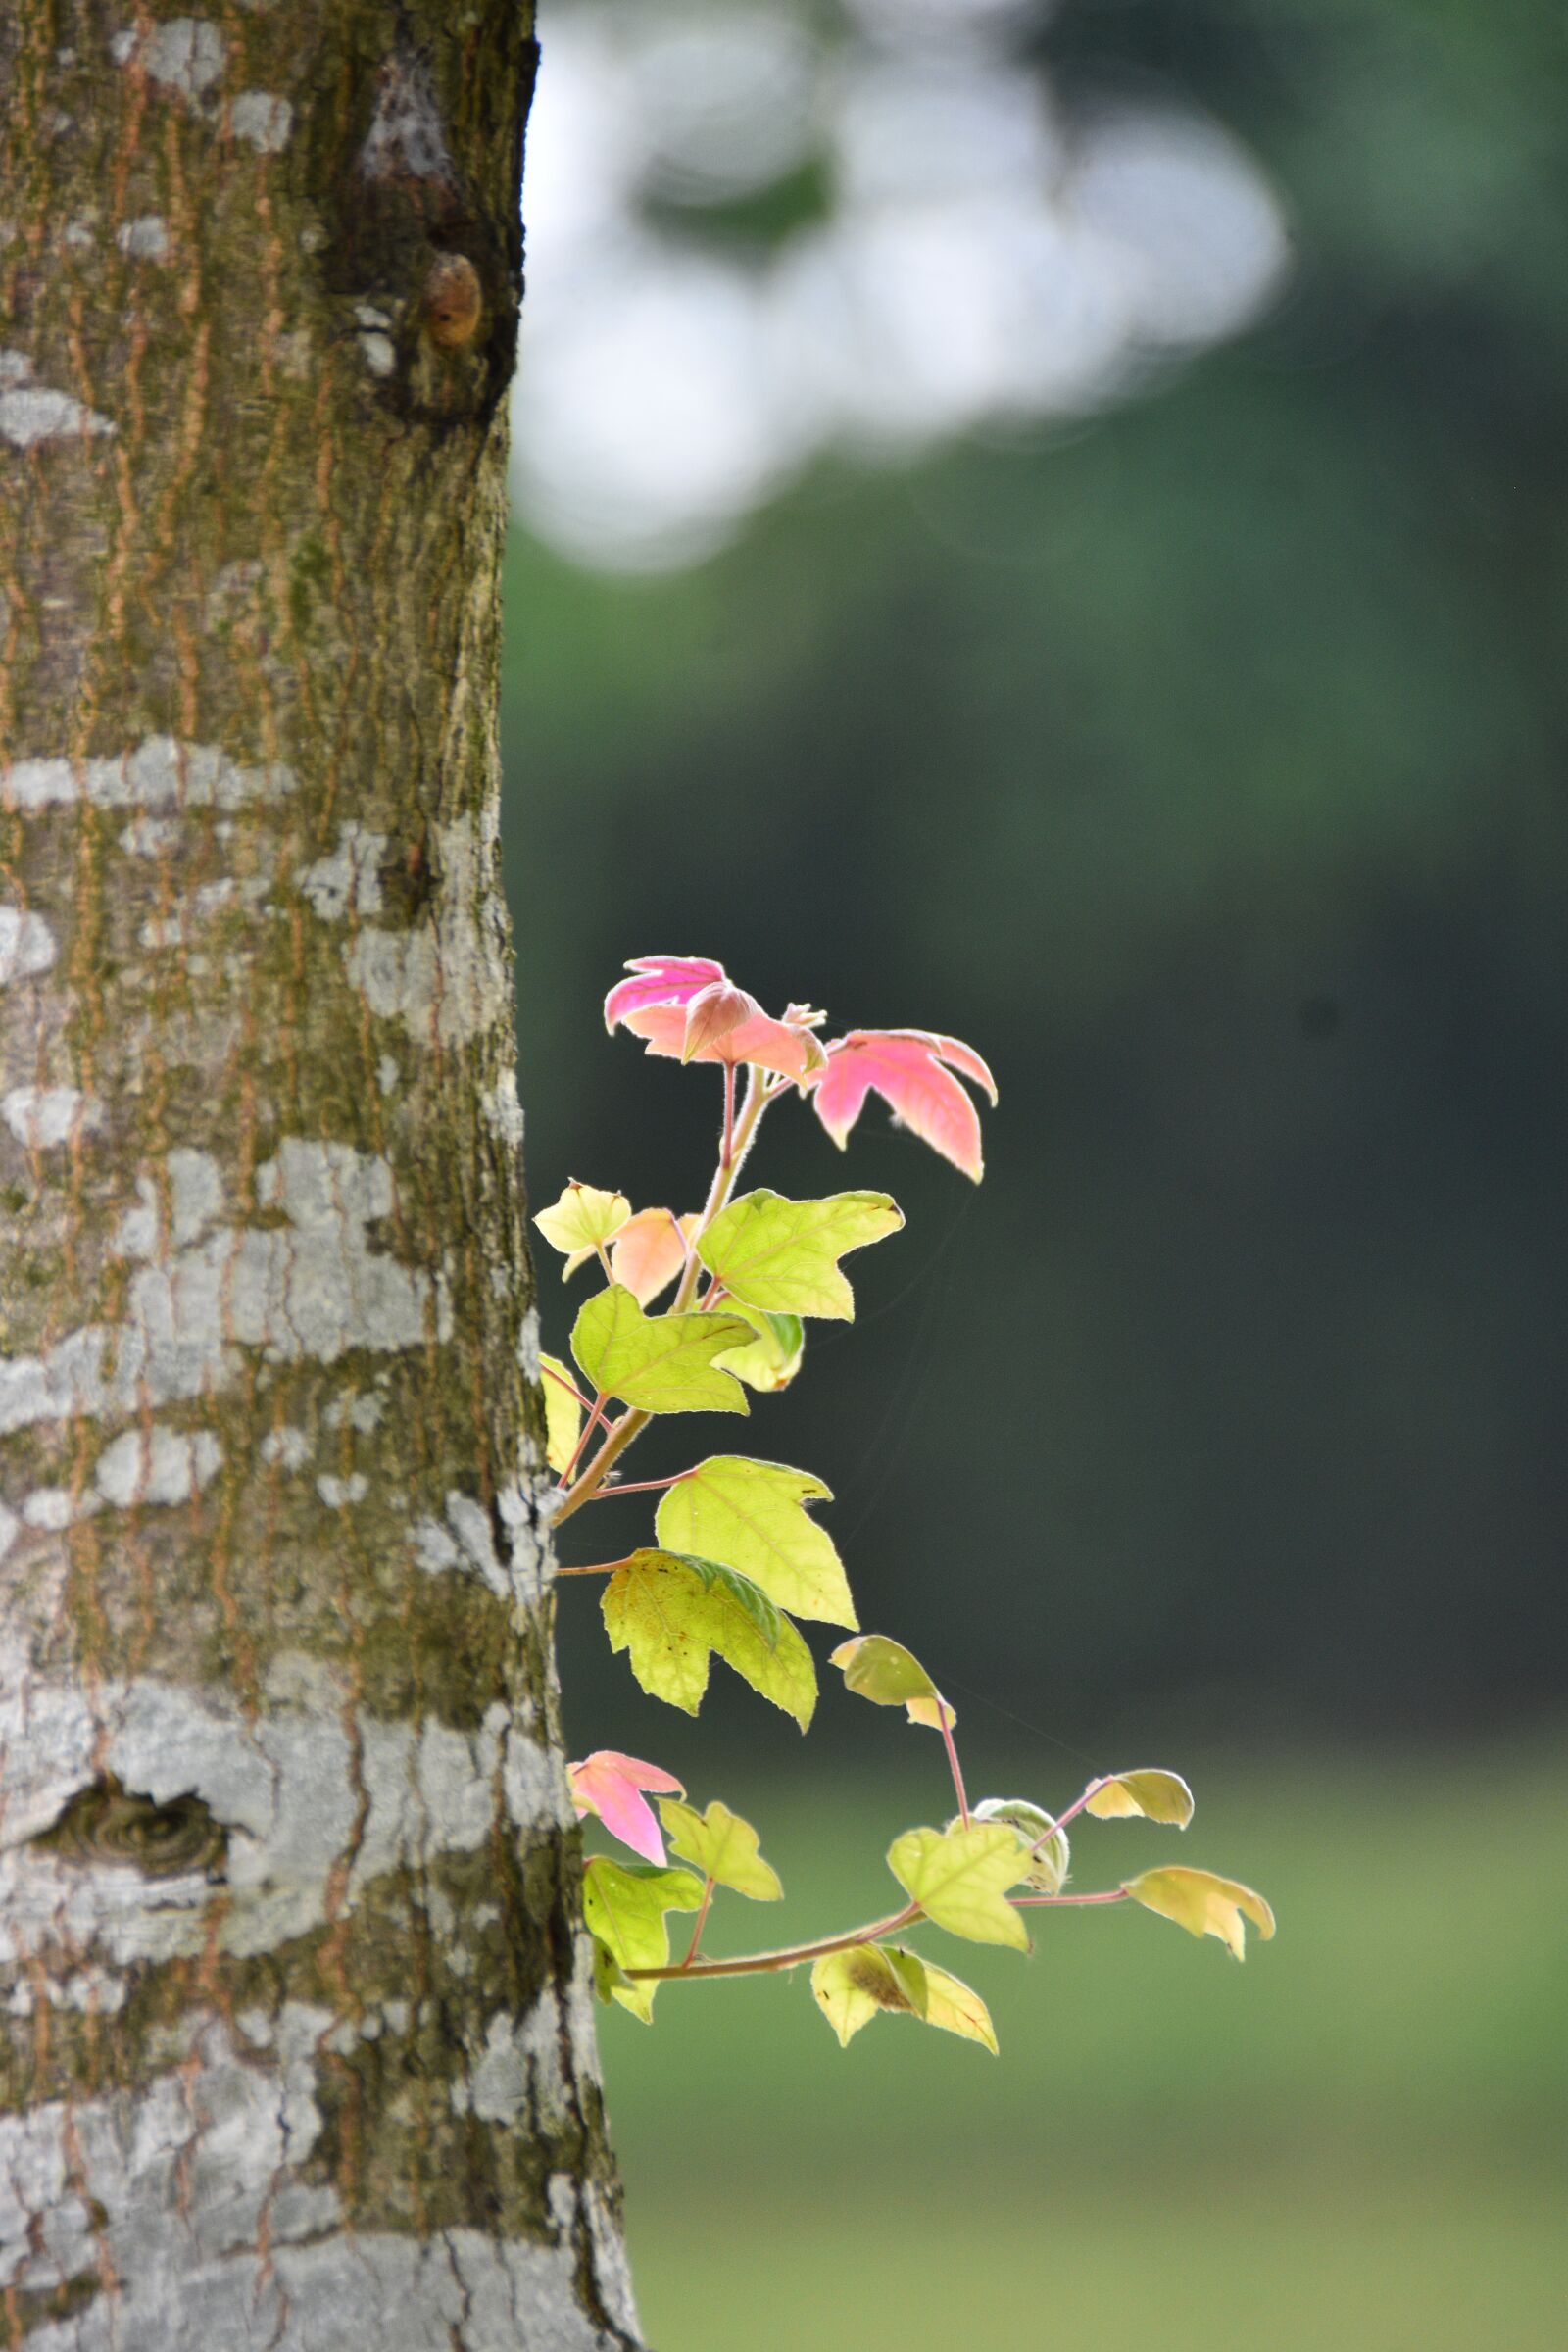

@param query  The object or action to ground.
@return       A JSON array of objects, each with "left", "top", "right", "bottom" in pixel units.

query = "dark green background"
[{"left": 500, "top": 4, "right": 1565, "bottom": 2342}]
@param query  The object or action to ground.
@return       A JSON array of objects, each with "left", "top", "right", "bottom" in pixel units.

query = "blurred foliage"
[{"left": 502, "top": 0, "right": 1567, "bottom": 1751}]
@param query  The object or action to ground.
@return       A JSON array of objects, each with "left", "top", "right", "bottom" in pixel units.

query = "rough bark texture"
[{"left": 0, "top": 7, "right": 641, "bottom": 2345}]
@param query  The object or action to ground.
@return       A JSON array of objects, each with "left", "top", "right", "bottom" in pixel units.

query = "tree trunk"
[{"left": 0, "top": 7, "right": 640, "bottom": 2344}]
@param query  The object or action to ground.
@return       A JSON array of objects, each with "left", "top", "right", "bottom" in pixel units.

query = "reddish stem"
[
  {"left": 1026, "top": 1776, "right": 1109, "bottom": 1860},
  {"left": 581, "top": 1472, "right": 695, "bottom": 1502},
  {"left": 682, "top": 1879, "right": 716, "bottom": 1967},
  {"left": 720, "top": 1058, "right": 737, "bottom": 1171},
  {"left": 1011, "top": 1887, "right": 1132, "bottom": 1910},
  {"left": 556, "top": 1392, "right": 610, "bottom": 1489},
  {"left": 937, "top": 1708, "right": 970, "bottom": 1828},
  {"left": 627, "top": 1900, "right": 921, "bottom": 1983}
]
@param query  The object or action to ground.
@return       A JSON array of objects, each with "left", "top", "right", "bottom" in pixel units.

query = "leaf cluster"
[{"left": 544, "top": 956, "right": 1273, "bottom": 2056}]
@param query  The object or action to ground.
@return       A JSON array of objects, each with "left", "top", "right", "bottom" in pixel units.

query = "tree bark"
[{"left": 0, "top": 6, "right": 640, "bottom": 2344}]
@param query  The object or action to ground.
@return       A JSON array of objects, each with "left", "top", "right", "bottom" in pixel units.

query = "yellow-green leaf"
[
  {"left": 887, "top": 1823, "right": 1030, "bottom": 1952},
  {"left": 1124, "top": 1866, "right": 1276, "bottom": 1960},
  {"left": 971, "top": 1796, "right": 1070, "bottom": 1896},
  {"left": 829, "top": 1634, "right": 954, "bottom": 1728},
  {"left": 659, "top": 1797, "right": 783, "bottom": 1901},
  {"left": 581, "top": 1857, "right": 704, "bottom": 2021},
  {"left": 698, "top": 1188, "right": 904, "bottom": 1320},
  {"left": 601, "top": 1549, "right": 816, "bottom": 1729},
  {"left": 656, "top": 1456, "right": 856, "bottom": 1628},
  {"left": 713, "top": 1307, "right": 805, "bottom": 1392},
  {"left": 809, "top": 1945, "right": 922, "bottom": 2046},
  {"left": 534, "top": 1180, "right": 631, "bottom": 1258},
  {"left": 916, "top": 1956, "right": 1000, "bottom": 2053},
  {"left": 1086, "top": 1770, "right": 1195, "bottom": 1829},
  {"left": 571, "top": 1285, "right": 754, "bottom": 1415},
  {"left": 809, "top": 1944, "right": 996, "bottom": 2053},
  {"left": 538, "top": 1352, "right": 582, "bottom": 1477}
]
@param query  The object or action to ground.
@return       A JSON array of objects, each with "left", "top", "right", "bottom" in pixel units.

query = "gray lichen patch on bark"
[{"left": 2, "top": 3, "right": 635, "bottom": 2343}]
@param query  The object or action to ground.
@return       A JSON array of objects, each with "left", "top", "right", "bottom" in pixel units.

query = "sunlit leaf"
[
  {"left": 829, "top": 1634, "right": 955, "bottom": 1728},
  {"left": 656, "top": 1456, "right": 857, "bottom": 1628},
  {"left": 915, "top": 1955, "right": 1000, "bottom": 2052},
  {"left": 659, "top": 1797, "right": 783, "bottom": 1901},
  {"left": 609, "top": 1208, "right": 697, "bottom": 1308},
  {"left": 605, "top": 955, "right": 727, "bottom": 1032},
  {"left": 698, "top": 1189, "right": 904, "bottom": 1320},
  {"left": 713, "top": 1306, "right": 806, "bottom": 1393},
  {"left": 971, "top": 1796, "right": 1071, "bottom": 1896},
  {"left": 568, "top": 1750, "right": 685, "bottom": 1867},
  {"left": 602, "top": 1549, "right": 816, "bottom": 1729},
  {"left": 538, "top": 1352, "right": 582, "bottom": 1477},
  {"left": 1123, "top": 1866, "right": 1276, "bottom": 1960},
  {"left": 809, "top": 1029, "right": 998, "bottom": 1181},
  {"left": 590, "top": 1936, "right": 632, "bottom": 2006},
  {"left": 571, "top": 1285, "right": 754, "bottom": 1415},
  {"left": 1086, "top": 1770, "right": 1195, "bottom": 1829},
  {"left": 607, "top": 957, "right": 826, "bottom": 1080},
  {"left": 810, "top": 1945, "right": 920, "bottom": 2046},
  {"left": 809, "top": 1944, "right": 998, "bottom": 2053},
  {"left": 887, "top": 1823, "right": 1030, "bottom": 1951},
  {"left": 534, "top": 1180, "right": 632, "bottom": 1258},
  {"left": 582, "top": 1857, "right": 704, "bottom": 2021}
]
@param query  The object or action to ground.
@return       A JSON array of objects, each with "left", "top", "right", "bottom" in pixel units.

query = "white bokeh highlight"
[{"left": 514, "top": 1, "right": 1290, "bottom": 570}]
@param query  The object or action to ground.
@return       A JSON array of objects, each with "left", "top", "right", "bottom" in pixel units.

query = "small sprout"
[
  {"left": 534, "top": 1181, "right": 631, "bottom": 1261},
  {"left": 971, "top": 1796, "right": 1070, "bottom": 1895}
]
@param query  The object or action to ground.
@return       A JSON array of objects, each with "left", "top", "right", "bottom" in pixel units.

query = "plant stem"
[
  {"left": 553, "top": 1073, "right": 774, "bottom": 1528},
  {"left": 580, "top": 1473, "right": 694, "bottom": 1501},
  {"left": 627, "top": 1900, "right": 921, "bottom": 1983},
  {"left": 541, "top": 1363, "right": 593, "bottom": 1414},
  {"left": 1025, "top": 1776, "right": 1117, "bottom": 1861},
  {"left": 682, "top": 1879, "right": 716, "bottom": 1966},
  {"left": 1011, "top": 1887, "right": 1131, "bottom": 1909},
  {"left": 720, "top": 1059, "right": 737, "bottom": 1171},
  {"left": 550, "top": 1556, "right": 635, "bottom": 1579},
  {"left": 938, "top": 1710, "right": 970, "bottom": 1827},
  {"left": 556, "top": 1391, "right": 610, "bottom": 1490}
]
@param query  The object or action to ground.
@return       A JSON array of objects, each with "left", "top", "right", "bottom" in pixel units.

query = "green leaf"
[
  {"left": 829, "top": 1633, "right": 954, "bottom": 1728},
  {"left": 581, "top": 1857, "right": 704, "bottom": 2021},
  {"left": 538, "top": 1352, "right": 582, "bottom": 1478},
  {"left": 698, "top": 1188, "right": 904, "bottom": 1320},
  {"left": 915, "top": 1956, "right": 1000, "bottom": 2053},
  {"left": 810, "top": 1945, "right": 921, "bottom": 2046},
  {"left": 571, "top": 1285, "right": 754, "bottom": 1415},
  {"left": 1085, "top": 1770, "right": 1195, "bottom": 1829},
  {"left": 887, "top": 1823, "right": 1031, "bottom": 1952},
  {"left": 590, "top": 1936, "right": 632, "bottom": 2006},
  {"left": 659, "top": 1797, "right": 783, "bottom": 1901},
  {"left": 971, "top": 1796, "right": 1071, "bottom": 1896},
  {"left": 1123, "top": 1866, "right": 1276, "bottom": 1961},
  {"left": 809, "top": 1944, "right": 997, "bottom": 2052},
  {"left": 656, "top": 1457, "right": 857, "bottom": 1628},
  {"left": 534, "top": 1181, "right": 631, "bottom": 1257},
  {"left": 602, "top": 1549, "right": 817, "bottom": 1729},
  {"left": 713, "top": 1307, "right": 806, "bottom": 1392}
]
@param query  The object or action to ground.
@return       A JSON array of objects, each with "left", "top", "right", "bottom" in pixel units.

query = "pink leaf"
[
  {"left": 610, "top": 1209, "right": 696, "bottom": 1308},
  {"left": 567, "top": 1750, "right": 686, "bottom": 1867},
  {"left": 624, "top": 1000, "right": 826, "bottom": 1082},
  {"left": 605, "top": 956, "right": 726, "bottom": 1034},
  {"left": 682, "top": 980, "right": 756, "bottom": 1063},
  {"left": 809, "top": 1029, "right": 998, "bottom": 1181}
]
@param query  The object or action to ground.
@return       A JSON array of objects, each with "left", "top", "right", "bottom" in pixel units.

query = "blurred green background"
[{"left": 499, "top": 1, "right": 1566, "bottom": 2342}]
